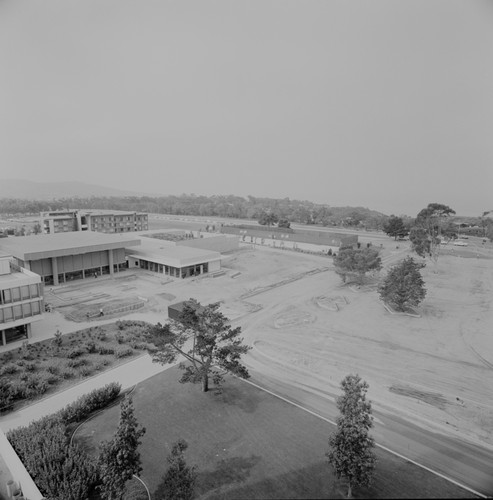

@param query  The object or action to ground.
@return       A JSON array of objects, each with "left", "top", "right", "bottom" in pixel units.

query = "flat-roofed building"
[
  {"left": 40, "top": 209, "right": 148, "bottom": 234},
  {"left": 0, "top": 251, "right": 44, "bottom": 346},
  {"left": 127, "top": 237, "right": 221, "bottom": 278},
  {"left": 0, "top": 233, "right": 140, "bottom": 286}
]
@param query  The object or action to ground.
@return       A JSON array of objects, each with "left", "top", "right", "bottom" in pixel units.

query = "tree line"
[{"left": 0, "top": 195, "right": 388, "bottom": 229}]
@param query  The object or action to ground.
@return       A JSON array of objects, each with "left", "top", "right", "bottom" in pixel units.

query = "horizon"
[{"left": 1, "top": 1, "right": 492, "bottom": 218}]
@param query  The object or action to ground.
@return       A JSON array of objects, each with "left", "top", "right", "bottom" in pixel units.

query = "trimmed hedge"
[
  {"left": 7, "top": 382, "right": 122, "bottom": 500},
  {"left": 57, "top": 382, "right": 122, "bottom": 424}
]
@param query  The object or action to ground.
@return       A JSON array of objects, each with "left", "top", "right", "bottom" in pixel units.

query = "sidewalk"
[{"left": 0, "top": 353, "right": 174, "bottom": 433}]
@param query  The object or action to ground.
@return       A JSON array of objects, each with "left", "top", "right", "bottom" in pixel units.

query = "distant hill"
[{"left": 0, "top": 179, "right": 158, "bottom": 200}]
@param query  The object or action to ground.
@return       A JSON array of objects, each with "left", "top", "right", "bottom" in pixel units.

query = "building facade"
[
  {"left": 0, "top": 233, "right": 140, "bottom": 286},
  {"left": 40, "top": 210, "right": 148, "bottom": 234},
  {"left": 0, "top": 252, "right": 44, "bottom": 346}
]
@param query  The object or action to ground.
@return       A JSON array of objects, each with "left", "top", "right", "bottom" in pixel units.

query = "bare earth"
[{"left": 30, "top": 232, "right": 493, "bottom": 495}]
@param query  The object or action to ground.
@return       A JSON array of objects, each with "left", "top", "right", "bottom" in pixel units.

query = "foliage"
[
  {"left": 277, "top": 217, "right": 291, "bottom": 229},
  {"left": 258, "top": 211, "right": 279, "bottom": 227},
  {"left": 98, "top": 397, "right": 146, "bottom": 500},
  {"left": 0, "top": 378, "right": 14, "bottom": 412},
  {"left": 383, "top": 216, "right": 409, "bottom": 240},
  {"left": 378, "top": 257, "right": 426, "bottom": 312},
  {"left": 411, "top": 203, "right": 456, "bottom": 266},
  {"left": 7, "top": 415, "right": 98, "bottom": 500},
  {"left": 326, "top": 374, "right": 376, "bottom": 498},
  {"left": 147, "top": 299, "right": 251, "bottom": 392},
  {"left": 154, "top": 439, "right": 197, "bottom": 500},
  {"left": 58, "top": 382, "right": 121, "bottom": 424},
  {"left": 333, "top": 247, "right": 382, "bottom": 284}
]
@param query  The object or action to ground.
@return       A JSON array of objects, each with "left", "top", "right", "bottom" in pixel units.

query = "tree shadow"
[
  {"left": 212, "top": 383, "right": 260, "bottom": 414},
  {"left": 194, "top": 454, "right": 261, "bottom": 497}
]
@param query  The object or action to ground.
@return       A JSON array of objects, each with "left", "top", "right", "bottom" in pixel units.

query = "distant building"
[
  {"left": 40, "top": 209, "right": 148, "bottom": 234},
  {"left": 221, "top": 224, "right": 357, "bottom": 251},
  {"left": 0, "top": 232, "right": 140, "bottom": 286},
  {"left": 127, "top": 236, "right": 221, "bottom": 279},
  {"left": 0, "top": 251, "right": 44, "bottom": 346}
]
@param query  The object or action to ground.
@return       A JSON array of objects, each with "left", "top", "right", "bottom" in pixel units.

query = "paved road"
[{"left": 247, "top": 361, "right": 493, "bottom": 498}]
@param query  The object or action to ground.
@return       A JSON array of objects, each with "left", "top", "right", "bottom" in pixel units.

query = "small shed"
[{"left": 168, "top": 300, "right": 205, "bottom": 322}]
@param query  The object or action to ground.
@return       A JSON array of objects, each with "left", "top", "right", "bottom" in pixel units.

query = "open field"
[
  {"left": 75, "top": 366, "right": 473, "bottom": 499},
  {"left": 10, "top": 229, "right": 493, "bottom": 496}
]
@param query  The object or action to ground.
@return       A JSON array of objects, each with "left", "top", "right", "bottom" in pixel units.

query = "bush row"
[{"left": 7, "top": 382, "right": 122, "bottom": 500}]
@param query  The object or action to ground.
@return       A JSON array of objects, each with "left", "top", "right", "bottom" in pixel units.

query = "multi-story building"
[
  {"left": 0, "top": 251, "right": 44, "bottom": 346},
  {"left": 40, "top": 210, "right": 148, "bottom": 234}
]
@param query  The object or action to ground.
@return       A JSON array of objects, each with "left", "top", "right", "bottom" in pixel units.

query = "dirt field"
[{"left": 35, "top": 234, "right": 493, "bottom": 478}]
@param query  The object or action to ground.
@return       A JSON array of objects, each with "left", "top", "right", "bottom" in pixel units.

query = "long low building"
[
  {"left": 0, "top": 232, "right": 140, "bottom": 286},
  {"left": 127, "top": 237, "right": 221, "bottom": 278}
]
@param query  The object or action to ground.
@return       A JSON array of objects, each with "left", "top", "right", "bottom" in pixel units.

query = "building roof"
[
  {"left": 0, "top": 232, "right": 141, "bottom": 261},
  {"left": 129, "top": 237, "right": 221, "bottom": 267}
]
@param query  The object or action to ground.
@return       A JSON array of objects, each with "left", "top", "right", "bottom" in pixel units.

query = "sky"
[{"left": 1, "top": 1, "right": 492, "bottom": 217}]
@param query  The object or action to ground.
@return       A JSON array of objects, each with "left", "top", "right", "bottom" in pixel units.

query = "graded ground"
[
  {"left": 17, "top": 224, "right": 493, "bottom": 496},
  {"left": 75, "top": 366, "right": 472, "bottom": 499}
]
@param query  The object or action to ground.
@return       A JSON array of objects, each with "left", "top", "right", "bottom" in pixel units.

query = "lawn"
[{"left": 75, "top": 366, "right": 473, "bottom": 499}]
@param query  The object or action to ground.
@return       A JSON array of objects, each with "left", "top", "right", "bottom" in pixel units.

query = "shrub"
[
  {"left": 67, "top": 358, "right": 89, "bottom": 369},
  {"left": 46, "top": 365, "right": 60, "bottom": 375},
  {"left": 24, "top": 362, "right": 37, "bottom": 372},
  {"left": 0, "top": 363, "right": 19, "bottom": 375},
  {"left": 7, "top": 415, "right": 98, "bottom": 500},
  {"left": 97, "top": 345, "right": 114, "bottom": 355},
  {"left": 84, "top": 341, "right": 97, "bottom": 354},
  {"left": 0, "top": 379, "right": 14, "bottom": 413},
  {"left": 1, "top": 351, "right": 13, "bottom": 362},
  {"left": 61, "top": 369, "right": 77, "bottom": 380},
  {"left": 115, "top": 332, "right": 125, "bottom": 344},
  {"left": 43, "top": 373, "right": 60, "bottom": 386},
  {"left": 52, "top": 329, "right": 63, "bottom": 347},
  {"left": 67, "top": 347, "right": 85, "bottom": 359},
  {"left": 57, "top": 382, "right": 122, "bottom": 425},
  {"left": 79, "top": 366, "right": 93, "bottom": 378},
  {"left": 114, "top": 347, "right": 134, "bottom": 359}
]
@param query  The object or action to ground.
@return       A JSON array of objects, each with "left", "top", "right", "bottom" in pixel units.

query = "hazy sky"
[{"left": 1, "top": 1, "right": 492, "bottom": 216}]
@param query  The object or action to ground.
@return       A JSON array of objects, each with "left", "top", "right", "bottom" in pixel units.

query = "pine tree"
[
  {"left": 98, "top": 397, "right": 146, "bottom": 500},
  {"left": 378, "top": 257, "right": 426, "bottom": 312},
  {"left": 326, "top": 374, "right": 376, "bottom": 498},
  {"left": 154, "top": 439, "right": 197, "bottom": 500}
]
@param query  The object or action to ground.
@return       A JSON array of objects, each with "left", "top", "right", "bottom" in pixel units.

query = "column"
[
  {"left": 1, "top": 330, "right": 5, "bottom": 346},
  {"left": 108, "top": 249, "right": 114, "bottom": 276},
  {"left": 26, "top": 323, "right": 32, "bottom": 340},
  {"left": 51, "top": 257, "right": 59, "bottom": 285}
]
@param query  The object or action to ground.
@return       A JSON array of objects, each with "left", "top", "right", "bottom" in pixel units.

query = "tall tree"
[
  {"left": 147, "top": 299, "right": 251, "bottom": 392},
  {"left": 378, "top": 257, "right": 426, "bottom": 312},
  {"left": 98, "top": 397, "right": 146, "bottom": 500},
  {"left": 383, "top": 216, "right": 409, "bottom": 240},
  {"left": 411, "top": 203, "right": 456, "bottom": 266},
  {"left": 154, "top": 439, "right": 197, "bottom": 500},
  {"left": 258, "top": 210, "right": 279, "bottom": 227},
  {"left": 326, "top": 374, "right": 376, "bottom": 498},
  {"left": 277, "top": 217, "right": 291, "bottom": 229},
  {"left": 333, "top": 247, "right": 382, "bottom": 285}
]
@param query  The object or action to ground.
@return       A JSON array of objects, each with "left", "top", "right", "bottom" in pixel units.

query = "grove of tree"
[{"left": 146, "top": 299, "right": 251, "bottom": 392}]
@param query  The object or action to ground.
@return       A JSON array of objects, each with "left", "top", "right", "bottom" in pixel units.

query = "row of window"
[
  {"left": 0, "top": 284, "right": 42, "bottom": 305},
  {"left": 0, "top": 300, "right": 42, "bottom": 322}
]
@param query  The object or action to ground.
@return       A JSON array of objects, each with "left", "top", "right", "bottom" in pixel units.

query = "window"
[
  {"left": 29, "top": 284, "right": 39, "bottom": 297},
  {"left": 11, "top": 287, "right": 21, "bottom": 301},
  {"left": 13, "top": 305, "right": 23, "bottom": 319},
  {"left": 21, "top": 285, "right": 30, "bottom": 299},
  {"left": 32, "top": 301, "right": 40, "bottom": 314}
]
